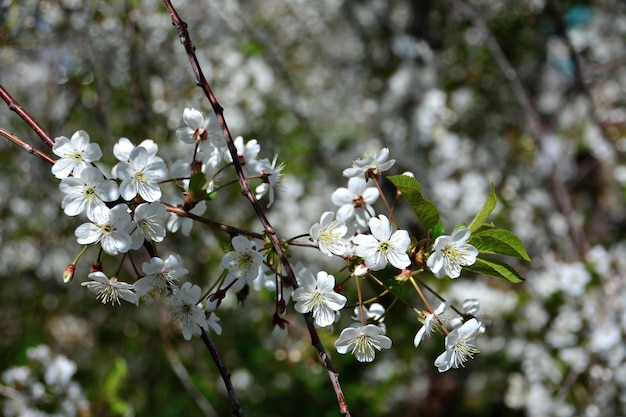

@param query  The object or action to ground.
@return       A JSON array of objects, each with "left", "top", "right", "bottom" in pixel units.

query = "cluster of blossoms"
[
  {"left": 52, "top": 107, "right": 494, "bottom": 373},
  {"left": 296, "top": 148, "right": 484, "bottom": 367},
  {"left": 1, "top": 344, "right": 89, "bottom": 417},
  {"left": 52, "top": 108, "right": 286, "bottom": 340}
]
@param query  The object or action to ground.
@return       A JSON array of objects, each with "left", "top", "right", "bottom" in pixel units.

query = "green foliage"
[
  {"left": 468, "top": 184, "right": 497, "bottom": 232},
  {"left": 388, "top": 175, "right": 441, "bottom": 235},
  {"left": 470, "top": 227, "right": 531, "bottom": 262},
  {"left": 465, "top": 257, "right": 525, "bottom": 283}
]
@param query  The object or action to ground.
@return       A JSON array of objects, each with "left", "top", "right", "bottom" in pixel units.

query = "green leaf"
[
  {"left": 470, "top": 228, "right": 531, "bottom": 262},
  {"left": 188, "top": 172, "right": 206, "bottom": 195},
  {"left": 103, "top": 358, "right": 128, "bottom": 399},
  {"left": 468, "top": 184, "right": 497, "bottom": 232},
  {"left": 431, "top": 220, "right": 446, "bottom": 240},
  {"left": 465, "top": 257, "right": 525, "bottom": 283},
  {"left": 388, "top": 175, "right": 441, "bottom": 233}
]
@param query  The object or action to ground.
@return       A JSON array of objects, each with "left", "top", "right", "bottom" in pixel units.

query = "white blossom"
[
  {"left": 427, "top": 226, "right": 478, "bottom": 279},
  {"left": 51, "top": 130, "right": 102, "bottom": 179},
  {"left": 293, "top": 270, "right": 346, "bottom": 328},
  {"left": 114, "top": 146, "right": 168, "bottom": 202},
  {"left": 335, "top": 324, "right": 392, "bottom": 362},
  {"left": 74, "top": 205, "right": 132, "bottom": 255},
  {"left": 81, "top": 272, "right": 138, "bottom": 305},
  {"left": 130, "top": 202, "right": 168, "bottom": 250},
  {"left": 251, "top": 154, "right": 285, "bottom": 207},
  {"left": 59, "top": 166, "right": 119, "bottom": 218},
  {"left": 434, "top": 318, "right": 482, "bottom": 372},
  {"left": 332, "top": 177, "right": 379, "bottom": 231},
  {"left": 167, "top": 282, "right": 207, "bottom": 340},
  {"left": 310, "top": 211, "right": 348, "bottom": 256},
  {"left": 352, "top": 214, "right": 411, "bottom": 270},
  {"left": 414, "top": 302, "right": 449, "bottom": 347},
  {"left": 343, "top": 148, "right": 395, "bottom": 179},
  {"left": 220, "top": 236, "right": 264, "bottom": 292},
  {"left": 135, "top": 254, "right": 188, "bottom": 301}
]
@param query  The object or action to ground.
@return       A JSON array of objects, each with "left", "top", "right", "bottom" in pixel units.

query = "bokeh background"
[{"left": 2, "top": 0, "right": 626, "bottom": 416}]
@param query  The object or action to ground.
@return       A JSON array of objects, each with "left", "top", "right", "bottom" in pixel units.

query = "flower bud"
[{"left": 63, "top": 263, "right": 76, "bottom": 283}]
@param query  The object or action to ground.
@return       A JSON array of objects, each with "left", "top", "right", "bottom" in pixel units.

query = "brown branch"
[
  {"left": 161, "top": 1, "right": 351, "bottom": 415},
  {"left": 165, "top": 203, "right": 264, "bottom": 240},
  {"left": 0, "top": 128, "right": 56, "bottom": 165},
  {"left": 0, "top": 84, "right": 55, "bottom": 148},
  {"left": 453, "top": 0, "right": 589, "bottom": 258},
  {"left": 200, "top": 328, "right": 245, "bottom": 417}
]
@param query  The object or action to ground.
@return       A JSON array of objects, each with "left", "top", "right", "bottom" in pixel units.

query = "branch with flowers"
[{"left": 0, "top": 1, "right": 531, "bottom": 416}]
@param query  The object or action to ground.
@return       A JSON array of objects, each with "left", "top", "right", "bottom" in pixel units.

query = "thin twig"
[
  {"left": 161, "top": 1, "right": 351, "bottom": 414},
  {"left": 0, "top": 127, "right": 56, "bottom": 165},
  {"left": 165, "top": 203, "right": 264, "bottom": 240},
  {"left": 157, "top": 302, "right": 218, "bottom": 417},
  {"left": 200, "top": 328, "right": 245, "bottom": 417},
  {"left": 0, "top": 84, "right": 55, "bottom": 148}
]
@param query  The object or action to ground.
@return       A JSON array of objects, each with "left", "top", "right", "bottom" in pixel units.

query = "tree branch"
[
  {"left": 0, "top": 84, "right": 55, "bottom": 148},
  {"left": 161, "top": 1, "right": 351, "bottom": 414},
  {"left": 200, "top": 328, "right": 245, "bottom": 417},
  {"left": 0, "top": 127, "right": 56, "bottom": 165}
]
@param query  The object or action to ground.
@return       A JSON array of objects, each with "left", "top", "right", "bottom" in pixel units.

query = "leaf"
[
  {"left": 470, "top": 228, "right": 531, "bottom": 262},
  {"left": 188, "top": 172, "right": 206, "bottom": 195},
  {"left": 388, "top": 175, "right": 441, "bottom": 234},
  {"left": 465, "top": 257, "right": 525, "bottom": 283},
  {"left": 468, "top": 184, "right": 497, "bottom": 232},
  {"left": 431, "top": 220, "right": 446, "bottom": 240}
]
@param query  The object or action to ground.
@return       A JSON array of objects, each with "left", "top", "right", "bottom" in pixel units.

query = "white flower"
[
  {"left": 332, "top": 177, "right": 379, "bottom": 230},
  {"left": 352, "top": 303, "right": 387, "bottom": 333},
  {"left": 44, "top": 354, "right": 77, "bottom": 387},
  {"left": 59, "top": 167, "right": 119, "bottom": 218},
  {"left": 114, "top": 146, "right": 168, "bottom": 202},
  {"left": 220, "top": 236, "right": 264, "bottom": 291},
  {"left": 434, "top": 318, "right": 482, "bottom": 372},
  {"left": 251, "top": 154, "right": 285, "bottom": 207},
  {"left": 135, "top": 254, "right": 188, "bottom": 301},
  {"left": 167, "top": 199, "right": 207, "bottom": 236},
  {"left": 335, "top": 324, "right": 392, "bottom": 362},
  {"left": 427, "top": 226, "right": 478, "bottom": 279},
  {"left": 343, "top": 148, "right": 395, "bottom": 180},
  {"left": 130, "top": 202, "right": 168, "bottom": 250},
  {"left": 176, "top": 108, "right": 209, "bottom": 145},
  {"left": 293, "top": 270, "right": 347, "bottom": 328},
  {"left": 74, "top": 205, "right": 132, "bottom": 255},
  {"left": 414, "top": 302, "right": 449, "bottom": 347},
  {"left": 226, "top": 136, "right": 261, "bottom": 167},
  {"left": 206, "top": 312, "right": 222, "bottom": 335},
  {"left": 352, "top": 215, "right": 411, "bottom": 271},
  {"left": 167, "top": 282, "right": 207, "bottom": 340},
  {"left": 51, "top": 130, "right": 102, "bottom": 179},
  {"left": 113, "top": 137, "right": 161, "bottom": 164},
  {"left": 310, "top": 211, "right": 348, "bottom": 256},
  {"left": 81, "top": 272, "right": 138, "bottom": 305}
]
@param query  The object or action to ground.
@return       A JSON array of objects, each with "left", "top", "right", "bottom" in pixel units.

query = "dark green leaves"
[
  {"left": 388, "top": 175, "right": 441, "bottom": 235},
  {"left": 468, "top": 184, "right": 497, "bottom": 232},
  {"left": 465, "top": 257, "right": 525, "bottom": 283},
  {"left": 469, "top": 227, "right": 531, "bottom": 262}
]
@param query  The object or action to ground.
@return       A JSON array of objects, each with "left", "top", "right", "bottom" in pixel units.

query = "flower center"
[
  {"left": 70, "top": 150, "right": 84, "bottom": 162},
  {"left": 441, "top": 244, "right": 463, "bottom": 264},
  {"left": 352, "top": 195, "right": 365, "bottom": 208},
  {"left": 133, "top": 170, "right": 148, "bottom": 184},
  {"left": 83, "top": 186, "right": 96, "bottom": 202}
]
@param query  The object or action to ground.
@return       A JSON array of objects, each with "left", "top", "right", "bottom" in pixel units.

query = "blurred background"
[{"left": 2, "top": 0, "right": 626, "bottom": 416}]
